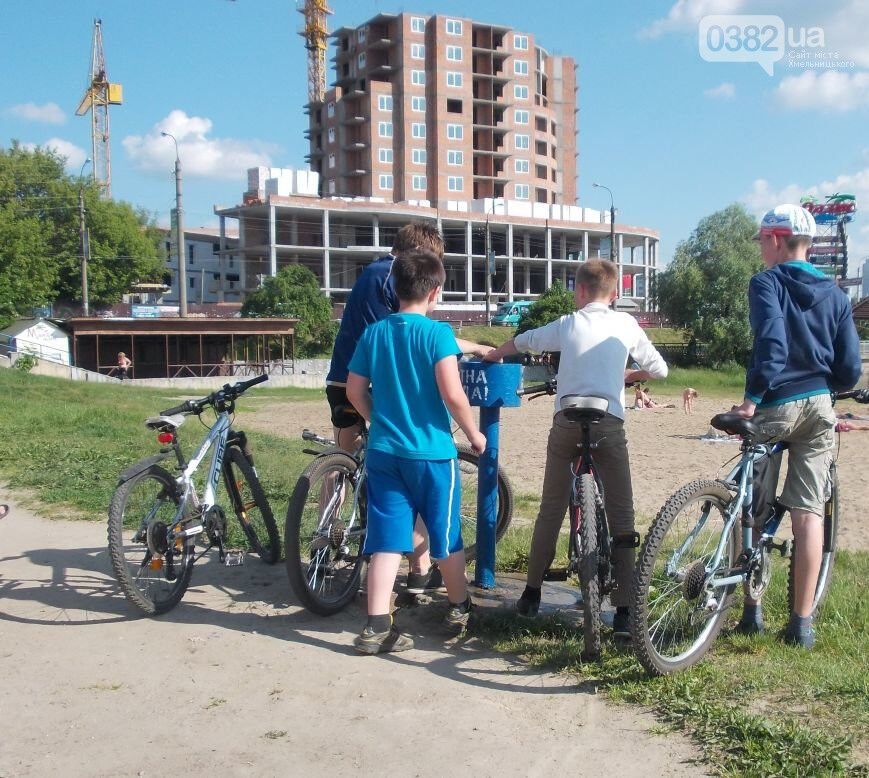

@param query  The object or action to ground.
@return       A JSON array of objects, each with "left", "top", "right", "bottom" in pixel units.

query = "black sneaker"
[
  {"left": 444, "top": 597, "right": 472, "bottom": 633},
  {"left": 406, "top": 565, "right": 446, "bottom": 595},
  {"left": 612, "top": 608, "right": 630, "bottom": 638},
  {"left": 353, "top": 625, "right": 414, "bottom": 655},
  {"left": 782, "top": 620, "right": 815, "bottom": 649},
  {"left": 734, "top": 617, "right": 765, "bottom": 636},
  {"left": 516, "top": 585, "right": 541, "bottom": 617}
]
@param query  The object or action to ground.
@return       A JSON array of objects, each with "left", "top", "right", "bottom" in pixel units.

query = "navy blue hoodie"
[{"left": 745, "top": 261, "right": 862, "bottom": 406}]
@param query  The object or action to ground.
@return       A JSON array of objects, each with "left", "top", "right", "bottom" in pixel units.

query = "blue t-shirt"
[
  {"left": 348, "top": 313, "right": 462, "bottom": 460},
  {"left": 326, "top": 255, "right": 398, "bottom": 384}
]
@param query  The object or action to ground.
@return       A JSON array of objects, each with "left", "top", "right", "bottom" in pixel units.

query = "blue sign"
[{"left": 459, "top": 361, "right": 522, "bottom": 408}]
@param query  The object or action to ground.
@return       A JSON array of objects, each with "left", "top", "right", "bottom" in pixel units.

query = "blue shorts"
[{"left": 363, "top": 449, "right": 463, "bottom": 559}]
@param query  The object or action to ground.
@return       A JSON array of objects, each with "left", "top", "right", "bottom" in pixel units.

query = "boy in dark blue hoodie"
[{"left": 731, "top": 204, "right": 862, "bottom": 648}]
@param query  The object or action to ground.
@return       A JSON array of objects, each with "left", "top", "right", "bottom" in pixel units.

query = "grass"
[
  {"left": 0, "top": 370, "right": 313, "bottom": 525},
  {"left": 477, "top": 550, "right": 869, "bottom": 775},
  {"left": 654, "top": 366, "right": 746, "bottom": 397},
  {"left": 451, "top": 324, "right": 690, "bottom": 349}
]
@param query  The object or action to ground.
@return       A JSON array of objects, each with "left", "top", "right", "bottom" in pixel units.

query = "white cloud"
[
  {"left": 640, "top": 0, "right": 748, "bottom": 38},
  {"left": 123, "top": 110, "right": 279, "bottom": 179},
  {"left": 821, "top": 0, "right": 869, "bottom": 68},
  {"left": 7, "top": 102, "right": 66, "bottom": 125},
  {"left": 704, "top": 81, "right": 736, "bottom": 99},
  {"left": 743, "top": 168, "right": 869, "bottom": 268},
  {"left": 21, "top": 138, "right": 88, "bottom": 170},
  {"left": 775, "top": 70, "right": 869, "bottom": 111}
]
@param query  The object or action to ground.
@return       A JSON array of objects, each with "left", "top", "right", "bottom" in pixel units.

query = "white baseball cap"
[{"left": 755, "top": 204, "right": 816, "bottom": 239}]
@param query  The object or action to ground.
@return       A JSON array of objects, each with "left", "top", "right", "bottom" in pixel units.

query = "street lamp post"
[
  {"left": 78, "top": 158, "right": 92, "bottom": 316},
  {"left": 162, "top": 132, "right": 187, "bottom": 317},
  {"left": 592, "top": 182, "right": 617, "bottom": 265}
]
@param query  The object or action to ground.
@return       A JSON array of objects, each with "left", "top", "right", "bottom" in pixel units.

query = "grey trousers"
[{"left": 527, "top": 412, "right": 636, "bottom": 607}]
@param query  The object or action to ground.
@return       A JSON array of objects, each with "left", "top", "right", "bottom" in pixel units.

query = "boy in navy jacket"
[{"left": 732, "top": 204, "right": 861, "bottom": 648}]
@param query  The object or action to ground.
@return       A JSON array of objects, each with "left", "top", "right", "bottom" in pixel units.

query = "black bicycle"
[
  {"left": 285, "top": 425, "right": 514, "bottom": 615},
  {"left": 519, "top": 378, "right": 624, "bottom": 659}
]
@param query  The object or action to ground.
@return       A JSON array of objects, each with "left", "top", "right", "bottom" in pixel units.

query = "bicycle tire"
[
  {"left": 578, "top": 473, "right": 602, "bottom": 660},
  {"left": 107, "top": 464, "right": 193, "bottom": 615},
  {"left": 787, "top": 462, "right": 839, "bottom": 617},
  {"left": 285, "top": 452, "right": 366, "bottom": 616},
  {"left": 631, "top": 479, "right": 738, "bottom": 676},
  {"left": 455, "top": 443, "right": 514, "bottom": 561},
  {"left": 223, "top": 446, "right": 280, "bottom": 563}
]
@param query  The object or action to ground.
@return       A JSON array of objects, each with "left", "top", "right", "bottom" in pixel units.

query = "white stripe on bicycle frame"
[{"left": 443, "top": 460, "right": 457, "bottom": 553}]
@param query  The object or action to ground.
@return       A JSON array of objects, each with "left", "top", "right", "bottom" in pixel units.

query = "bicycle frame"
[
  {"left": 167, "top": 412, "right": 233, "bottom": 542},
  {"left": 668, "top": 440, "right": 788, "bottom": 590}
]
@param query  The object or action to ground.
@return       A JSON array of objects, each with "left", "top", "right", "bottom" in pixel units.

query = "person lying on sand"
[{"left": 634, "top": 385, "right": 675, "bottom": 410}]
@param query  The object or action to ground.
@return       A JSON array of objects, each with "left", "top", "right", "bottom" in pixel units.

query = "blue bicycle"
[{"left": 631, "top": 389, "right": 868, "bottom": 675}]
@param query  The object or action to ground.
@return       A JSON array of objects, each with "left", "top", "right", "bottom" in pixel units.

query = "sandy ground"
[
  {"left": 0, "top": 491, "right": 704, "bottom": 778},
  {"left": 244, "top": 393, "right": 869, "bottom": 550}
]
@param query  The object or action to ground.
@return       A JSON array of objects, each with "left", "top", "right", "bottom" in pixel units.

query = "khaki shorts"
[{"left": 753, "top": 394, "right": 836, "bottom": 515}]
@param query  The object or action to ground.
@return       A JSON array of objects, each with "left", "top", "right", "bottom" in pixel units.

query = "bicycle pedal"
[
  {"left": 224, "top": 549, "right": 246, "bottom": 567},
  {"left": 543, "top": 568, "right": 569, "bottom": 582},
  {"left": 769, "top": 539, "right": 792, "bottom": 558}
]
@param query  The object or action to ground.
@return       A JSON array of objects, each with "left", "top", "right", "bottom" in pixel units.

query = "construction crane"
[
  {"left": 298, "top": 0, "right": 333, "bottom": 103},
  {"left": 76, "top": 19, "right": 123, "bottom": 198}
]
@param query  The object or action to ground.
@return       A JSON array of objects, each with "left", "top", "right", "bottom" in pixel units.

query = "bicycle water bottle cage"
[
  {"left": 710, "top": 413, "right": 758, "bottom": 440},
  {"left": 144, "top": 415, "right": 186, "bottom": 432},
  {"left": 560, "top": 395, "right": 608, "bottom": 423}
]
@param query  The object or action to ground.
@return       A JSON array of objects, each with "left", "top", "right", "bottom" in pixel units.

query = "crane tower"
[
  {"left": 298, "top": 0, "right": 333, "bottom": 103},
  {"left": 76, "top": 19, "right": 123, "bottom": 198}
]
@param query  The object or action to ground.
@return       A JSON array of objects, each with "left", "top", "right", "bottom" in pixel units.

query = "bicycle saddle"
[
  {"left": 560, "top": 395, "right": 608, "bottom": 423},
  {"left": 710, "top": 413, "right": 758, "bottom": 438},
  {"left": 144, "top": 414, "right": 186, "bottom": 431}
]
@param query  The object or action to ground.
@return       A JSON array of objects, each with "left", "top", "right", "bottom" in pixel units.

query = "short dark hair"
[
  {"left": 784, "top": 234, "right": 812, "bottom": 252},
  {"left": 575, "top": 259, "right": 618, "bottom": 298},
  {"left": 392, "top": 221, "right": 444, "bottom": 258},
  {"left": 392, "top": 249, "right": 446, "bottom": 302}
]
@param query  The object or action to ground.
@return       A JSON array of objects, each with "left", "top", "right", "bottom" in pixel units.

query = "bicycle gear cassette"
[{"left": 681, "top": 560, "right": 708, "bottom": 601}]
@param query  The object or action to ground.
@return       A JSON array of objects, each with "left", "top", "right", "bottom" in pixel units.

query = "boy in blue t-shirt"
[{"left": 346, "top": 250, "right": 486, "bottom": 654}]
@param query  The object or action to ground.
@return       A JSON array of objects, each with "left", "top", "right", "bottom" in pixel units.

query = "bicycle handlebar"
[
  {"left": 835, "top": 388, "right": 869, "bottom": 403},
  {"left": 517, "top": 379, "right": 557, "bottom": 398},
  {"left": 159, "top": 374, "right": 269, "bottom": 416}
]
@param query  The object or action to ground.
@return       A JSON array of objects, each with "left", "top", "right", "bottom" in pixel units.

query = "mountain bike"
[
  {"left": 108, "top": 375, "right": 280, "bottom": 615},
  {"left": 285, "top": 425, "right": 514, "bottom": 616},
  {"left": 631, "top": 388, "right": 869, "bottom": 675},
  {"left": 519, "top": 378, "right": 625, "bottom": 660}
]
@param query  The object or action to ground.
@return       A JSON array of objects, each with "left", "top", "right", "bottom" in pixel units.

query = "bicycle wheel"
[
  {"left": 787, "top": 462, "right": 839, "bottom": 617},
  {"left": 107, "top": 465, "right": 193, "bottom": 615},
  {"left": 223, "top": 446, "right": 280, "bottom": 563},
  {"left": 578, "top": 473, "right": 602, "bottom": 659},
  {"left": 455, "top": 444, "right": 514, "bottom": 561},
  {"left": 285, "top": 452, "right": 366, "bottom": 615},
  {"left": 631, "top": 479, "right": 738, "bottom": 675}
]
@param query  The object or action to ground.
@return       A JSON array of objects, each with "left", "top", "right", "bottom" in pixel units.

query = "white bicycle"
[{"left": 107, "top": 375, "right": 280, "bottom": 615}]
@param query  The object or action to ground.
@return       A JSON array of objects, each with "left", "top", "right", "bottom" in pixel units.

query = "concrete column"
[
  {"left": 268, "top": 205, "right": 277, "bottom": 277},
  {"left": 322, "top": 209, "right": 331, "bottom": 293},
  {"left": 290, "top": 214, "right": 299, "bottom": 246},
  {"left": 583, "top": 230, "right": 589, "bottom": 261},
  {"left": 218, "top": 215, "right": 226, "bottom": 303},
  {"left": 524, "top": 263, "right": 531, "bottom": 295},
  {"left": 618, "top": 233, "right": 624, "bottom": 263},
  {"left": 560, "top": 233, "right": 567, "bottom": 260},
  {"left": 523, "top": 232, "right": 531, "bottom": 259},
  {"left": 644, "top": 236, "right": 650, "bottom": 267},
  {"left": 507, "top": 223, "right": 514, "bottom": 301},
  {"left": 545, "top": 224, "right": 552, "bottom": 288},
  {"left": 465, "top": 220, "right": 473, "bottom": 302},
  {"left": 373, "top": 214, "right": 380, "bottom": 249}
]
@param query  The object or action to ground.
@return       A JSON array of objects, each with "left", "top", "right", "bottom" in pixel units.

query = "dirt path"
[
  {"left": 0, "top": 491, "right": 703, "bottom": 777},
  {"left": 245, "top": 393, "right": 869, "bottom": 549}
]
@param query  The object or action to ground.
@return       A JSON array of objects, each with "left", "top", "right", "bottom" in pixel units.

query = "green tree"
[
  {"left": 516, "top": 280, "right": 575, "bottom": 335},
  {"left": 656, "top": 203, "right": 762, "bottom": 365},
  {"left": 241, "top": 264, "right": 337, "bottom": 356},
  {"left": 0, "top": 143, "right": 163, "bottom": 327}
]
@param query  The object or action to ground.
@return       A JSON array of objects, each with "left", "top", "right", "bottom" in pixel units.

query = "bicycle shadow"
[{"left": 0, "top": 541, "right": 618, "bottom": 695}]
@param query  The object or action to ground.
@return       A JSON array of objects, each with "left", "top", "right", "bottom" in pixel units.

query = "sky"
[{"left": 2, "top": 0, "right": 868, "bottom": 273}]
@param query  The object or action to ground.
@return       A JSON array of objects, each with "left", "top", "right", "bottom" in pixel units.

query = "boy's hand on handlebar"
[{"left": 468, "top": 430, "right": 487, "bottom": 454}]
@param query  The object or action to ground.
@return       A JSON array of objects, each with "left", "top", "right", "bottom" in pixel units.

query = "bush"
[
  {"left": 516, "top": 281, "right": 575, "bottom": 335},
  {"left": 14, "top": 353, "right": 38, "bottom": 372}
]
